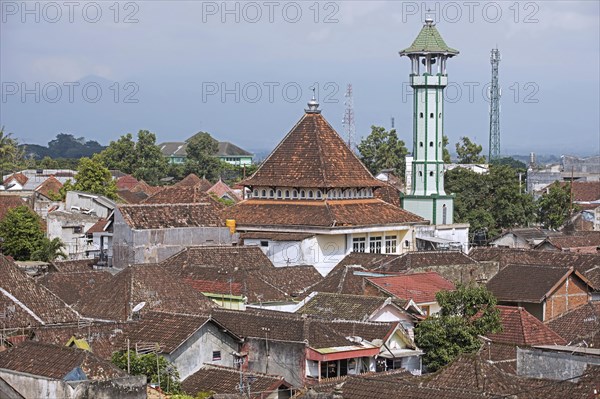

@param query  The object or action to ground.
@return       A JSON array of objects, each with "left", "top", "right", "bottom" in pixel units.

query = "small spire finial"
[
  {"left": 305, "top": 87, "right": 321, "bottom": 114},
  {"left": 424, "top": 16, "right": 434, "bottom": 26}
]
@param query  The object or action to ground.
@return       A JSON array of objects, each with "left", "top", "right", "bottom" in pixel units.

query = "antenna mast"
[
  {"left": 342, "top": 84, "right": 355, "bottom": 150},
  {"left": 489, "top": 48, "right": 501, "bottom": 161}
]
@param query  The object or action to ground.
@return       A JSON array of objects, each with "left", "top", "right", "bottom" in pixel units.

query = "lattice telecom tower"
[
  {"left": 489, "top": 48, "right": 501, "bottom": 161},
  {"left": 342, "top": 84, "right": 355, "bottom": 149}
]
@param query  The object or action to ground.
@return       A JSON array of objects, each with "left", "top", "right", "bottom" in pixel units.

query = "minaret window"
[
  {"left": 308, "top": 190, "right": 314, "bottom": 198},
  {"left": 419, "top": 142, "right": 423, "bottom": 147},
  {"left": 269, "top": 189, "right": 274, "bottom": 198},
  {"left": 276, "top": 190, "right": 282, "bottom": 199},
  {"left": 285, "top": 190, "right": 290, "bottom": 199},
  {"left": 261, "top": 189, "right": 266, "bottom": 197},
  {"left": 316, "top": 190, "right": 322, "bottom": 199},
  {"left": 429, "top": 171, "right": 434, "bottom": 177},
  {"left": 430, "top": 113, "right": 434, "bottom": 118},
  {"left": 429, "top": 141, "right": 434, "bottom": 147},
  {"left": 418, "top": 171, "right": 423, "bottom": 177},
  {"left": 439, "top": 113, "right": 442, "bottom": 118},
  {"left": 419, "top": 112, "right": 424, "bottom": 118},
  {"left": 292, "top": 190, "right": 298, "bottom": 199},
  {"left": 300, "top": 190, "right": 306, "bottom": 199}
]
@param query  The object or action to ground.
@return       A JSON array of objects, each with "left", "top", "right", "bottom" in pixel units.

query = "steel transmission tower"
[
  {"left": 342, "top": 84, "right": 355, "bottom": 150},
  {"left": 489, "top": 48, "right": 501, "bottom": 161}
]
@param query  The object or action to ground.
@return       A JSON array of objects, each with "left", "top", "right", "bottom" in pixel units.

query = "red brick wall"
[{"left": 544, "top": 275, "right": 590, "bottom": 321}]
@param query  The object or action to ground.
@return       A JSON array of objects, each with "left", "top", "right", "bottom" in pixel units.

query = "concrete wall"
[
  {"left": 112, "top": 208, "right": 238, "bottom": 269},
  {"left": 0, "top": 369, "right": 145, "bottom": 399},
  {"left": 66, "top": 192, "right": 113, "bottom": 219},
  {"left": 517, "top": 347, "right": 600, "bottom": 381},
  {"left": 169, "top": 321, "right": 240, "bottom": 381},
  {"left": 244, "top": 339, "right": 306, "bottom": 387},
  {"left": 490, "top": 234, "right": 531, "bottom": 249},
  {"left": 47, "top": 211, "right": 100, "bottom": 259}
]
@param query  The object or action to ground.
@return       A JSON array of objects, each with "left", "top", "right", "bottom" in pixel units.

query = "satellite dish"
[{"left": 132, "top": 302, "right": 146, "bottom": 313}]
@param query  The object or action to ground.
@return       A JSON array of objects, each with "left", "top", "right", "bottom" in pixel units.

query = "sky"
[{"left": 1, "top": 0, "right": 599, "bottom": 157}]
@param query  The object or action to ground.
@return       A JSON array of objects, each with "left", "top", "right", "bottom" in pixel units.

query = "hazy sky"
[{"left": 1, "top": 1, "right": 599, "bottom": 156}]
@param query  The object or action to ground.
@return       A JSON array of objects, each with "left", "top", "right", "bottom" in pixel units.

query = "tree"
[
  {"left": 111, "top": 351, "right": 181, "bottom": 393},
  {"left": 455, "top": 137, "right": 486, "bottom": 164},
  {"left": 0, "top": 205, "right": 46, "bottom": 260},
  {"left": 490, "top": 156, "right": 527, "bottom": 171},
  {"left": 538, "top": 182, "right": 572, "bottom": 229},
  {"left": 60, "top": 156, "right": 118, "bottom": 200},
  {"left": 31, "top": 237, "right": 67, "bottom": 262},
  {"left": 98, "top": 130, "right": 168, "bottom": 184},
  {"left": 47, "top": 133, "right": 105, "bottom": 158},
  {"left": 0, "top": 127, "right": 25, "bottom": 172},
  {"left": 414, "top": 284, "right": 501, "bottom": 372},
  {"left": 184, "top": 132, "right": 228, "bottom": 181},
  {"left": 357, "top": 126, "right": 409, "bottom": 178},
  {"left": 442, "top": 135, "right": 451, "bottom": 163},
  {"left": 37, "top": 156, "right": 60, "bottom": 169}
]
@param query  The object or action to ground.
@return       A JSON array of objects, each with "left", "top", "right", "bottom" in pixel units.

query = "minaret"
[{"left": 400, "top": 18, "right": 458, "bottom": 225}]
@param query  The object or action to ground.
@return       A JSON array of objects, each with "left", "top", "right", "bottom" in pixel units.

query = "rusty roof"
[
  {"left": 241, "top": 113, "right": 382, "bottom": 189},
  {"left": 3, "top": 172, "right": 28, "bottom": 186},
  {"left": 115, "top": 174, "right": 139, "bottom": 190},
  {"left": 34, "top": 175, "right": 63, "bottom": 198},
  {"left": 39, "top": 270, "right": 113, "bottom": 306}
]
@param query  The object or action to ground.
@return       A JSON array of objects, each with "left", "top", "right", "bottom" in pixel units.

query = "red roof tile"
[
  {"left": 39, "top": 270, "right": 113, "bottom": 306},
  {"left": 118, "top": 202, "right": 225, "bottom": 229},
  {"left": 0, "top": 195, "right": 28, "bottom": 221},
  {"left": 142, "top": 185, "right": 221, "bottom": 205},
  {"left": 3, "top": 172, "right": 28, "bottom": 186},
  {"left": 539, "top": 232, "right": 600, "bottom": 250},
  {"left": 115, "top": 174, "right": 139, "bottom": 190},
  {"left": 486, "top": 306, "right": 566, "bottom": 346},
  {"left": 546, "top": 301, "right": 600, "bottom": 347},
  {"left": 208, "top": 179, "right": 241, "bottom": 201},
  {"left": 241, "top": 113, "right": 382, "bottom": 189},
  {"left": 34, "top": 175, "right": 63, "bottom": 198},
  {"left": 560, "top": 181, "right": 600, "bottom": 202},
  {"left": 176, "top": 173, "right": 213, "bottom": 191},
  {"left": 366, "top": 272, "right": 455, "bottom": 304},
  {"left": 85, "top": 218, "right": 109, "bottom": 234}
]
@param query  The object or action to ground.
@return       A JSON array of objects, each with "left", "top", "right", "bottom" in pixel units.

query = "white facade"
[{"left": 46, "top": 210, "right": 101, "bottom": 259}]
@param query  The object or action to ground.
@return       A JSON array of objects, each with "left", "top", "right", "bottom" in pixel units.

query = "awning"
[
  {"left": 416, "top": 236, "right": 458, "bottom": 244},
  {"left": 378, "top": 348, "right": 423, "bottom": 359}
]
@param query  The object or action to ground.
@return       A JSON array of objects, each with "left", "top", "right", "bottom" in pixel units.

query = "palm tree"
[
  {"left": 0, "top": 127, "right": 24, "bottom": 174},
  {"left": 31, "top": 238, "right": 68, "bottom": 262}
]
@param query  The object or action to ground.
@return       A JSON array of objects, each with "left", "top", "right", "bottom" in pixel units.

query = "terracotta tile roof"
[
  {"left": 142, "top": 184, "right": 220, "bottom": 205},
  {"left": 208, "top": 179, "right": 241, "bottom": 201},
  {"left": 241, "top": 113, "right": 382, "bottom": 189},
  {"left": 298, "top": 264, "right": 370, "bottom": 297},
  {"left": 366, "top": 272, "right": 455, "bottom": 303},
  {"left": 469, "top": 247, "right": 600, "bottom": 289},
  {"left": 50, "top": 258, "right": 96, "bottom": 273},
  {"left": 374, "top": 182, "right": 402, "bottom": 208},
  {"left": 546, "top": 301, "right": 600, "bottom": 347},
  {"left": 560, "top": 181, "right": 600, "bottom": 202},
  {"left": 118, "top": 203, "right": 225, "bottom": 229},
  {"left": 75, "top": 264, "right": 215, "bottom": 321},
  {"left": 161, "top": 246, "right": 322, "bottom": 302},
  {"left": 211, "top": 308, "right": 394, "bottom": 349},
  {"left": 115, "top": 174, "right": 139, "bottom": 190},
  {"left": 85, "top": 218, "right": 109, "bottom": 234},
  {"left": 117, "top": 189, "right": 149, "bottom": 204},
  {"left": 176, "top": 173, "right": 213, "bottom": 191},
  {"left": 39, "top": 271, "right": 113, "bottom": 306},
  {"left": 225, "top": 199, "right": 424, "bottom": 228},
  {"left": 0, "top": 341, "right": 127, "bottom": 380},
  {"left": 34, "top": 175, "right": 63, "bottom": 198},
  {"left": 539, "top": 231, "right": 600, "bottom": 250},
  {"left": 477, "top": 341, "right": 518, "bottom": 374},
  {"left": 182, "top": 365, "right": 287, "bottom": 397},
  {"left": 486, "top": 306, "right": 566, "bottom": 346},
  {"left": 184, "top": 278, "right": 243, "bottom": 296},
  {"left": 486, "top": 265, "right": 587, "bottom": 303},
  {"left": 297, "top": 292, "right": 399, "bottom": 321},
  {"left": 0, "top": 195, "right": 28, "bottom": 221},
  {"left": 241, "top": 232, "right": 315, "bottom": 241},
  {"left": 3, "top": 172, "right": 28, "bottom": 186},
  {"left": 0, "top": 255, "right": 80, "bottom": 328},
  {"left": 132, "top": 180, "right": 163, "bottom": 195},
  {"left": 32, "top": 321, "right": 128, "bottom": 360}
]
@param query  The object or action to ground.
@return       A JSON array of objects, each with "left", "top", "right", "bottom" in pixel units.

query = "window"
[
  {"left": 269, "top": 190, "right": 274, "bottom": 198},
  {"left": 420, "top": 305, "right": 431, "bottom": 316},
  {"left": 439, "top": 113, "right": 442, "bottom": 118},
  {"left": 260, "top": 241, "right": 269, "bottom": 247},
  {"left": 308, "top": 190, "right": 314, "bottom": 198},
  {"left": 292, "top": 190, "right": 298, "bottom": 199},
  {"left": 316, "top": 190, "right": 322, "bottom": 199},
  {"left": 418, "top": 171, "right": 423, "bottom": 177},
  {"left": 276, "top": 190, "right": 282, "bottom": 199},
  {"left": 300, "top": 190, "right": 306, "bottom": 198},
  {"left": 419, "top": 142, "right": 423, "bottom": 147},
  {"left": 252, "top": 189, "right": 257, "bottom": 197},
  {"left": 430, "top": 113, "right": 434, "bottom": 118},
  {"left": 429, "top": 141, "right": 434, "bottom": 147},
  {"left": 261, "top": 189, "right": 266, "bottom": 197},
  {"left": 404, "top": 240, "right": 410, "bottom": 248},
  {"left": 442, "top": 204, "right": 447, "bottom": 224},
  {"left": 73, "top": 226, "right": 83, "bottom": 234},
  {"left": 352, "top": 237, "right": 366, "bottom": 253},
  {"left": 212, "top": 351, "right": 221, "bottom": 361},
  {"left": 430, "top": 171, "right": 434, "bottom": 177},
  {"left": 370, "top": 236, "right": 382, "bottom": 254},
  {"left": 419, "top": 112, "right": 424, "bottom": 118},
  {"left": 285, "top": 190, "right": 290, "bottom": 199},
  {"left": 385, "top": 235, "right": 397, "bottom": 254}
]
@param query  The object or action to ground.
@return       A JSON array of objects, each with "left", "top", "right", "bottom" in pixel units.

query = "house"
[
  {"left": 516, "top": 346, "right": 600, "bottom": 383},
  {"left": 1, "top": 172, "right": 28, "bottom": 190},
  {"left": 159, "top": 141, "right": 254, "bottom": 166},
  {"left": 364, "top": 272, "right": 455, "bottom": 316},
  {"left": 31, "top": 175, "right": 63, "bottom": 218},
  {"left": 112, "top": 202, "right": 237, "bottom": 268},
  {"left": 208, "top": 179, "right": 242, "bottom": 203},
  {"left": 84, "top": 217, "right": 113, "bottom": 265},
  {"left": 226, "top": 99, "right": 430, "bottom": 276},
  {"left": 535, "top": 231, "right": 600, "bottom": 253},
  {"left": 2, "top": 169, "right": 76, "bottom": 194},
  {"left": 211, "top": 308, "right": 421, "bottom": 386},
  {"left": 160, "top": 246, "right": 323, "bottom": 310},
  {"left": 65, "top": 191, "right": 115, "bottom": 219},
  {"left": 0, "top": 255, "right": 80, "bottom": 330},
  {"left": 46, "top": 210, "right": 103, "bottom": 260},
  {"left": 486, "top": 265, "right": 594, "bottom": 321},
  {"left": 0, "top": 341, "right": 146, "bottom": 399},
  {"left": 478, "top": 305, "right": 567, "bottom": 373},
  {"left": 546, "top": 301, "right": 600, "bottom": 348},
  {"left": 117, "top": 311, "right": 242, "bottom": 380},
  {"left": 141, "top": 182, "right": 215, "bottom": 204},
  {"left": 181, "top": 365, "right": 292, "bottom": 399},
  {"left": 74, "top": 264, "right": 216, "bottom": 321},
  {"left": 488, "top": 228, "right": 563, "bottom": 249}
]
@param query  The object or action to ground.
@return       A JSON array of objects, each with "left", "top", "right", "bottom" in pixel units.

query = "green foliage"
[
  {"left": 0, "top": 127, "right": 25, "bottom": 172},
  {"left": 537, "top": 182, "right": 572, "bottom": 229},
  {"left": 455, "top": 137, "right": 486, "bottom": 164},
  {"left": 171, "top": 392, "right": 214, "bottom": 399},
  {"left": 45, "top": 133, "right": 104, "bottom": 158},
  {"left": 98, "top": 130, "right": 168, "bottom": 185},
  {"left": 490, "top": 156, "right": 527, "bottom": 172},
  {"left": 30, "top": 237, "right": 67, "bottom": 262},
  {"left": 0, "top": 206, "right": 46, "bottom": 260},
  {"left": 357, "top": 126, "right": 409, "bottom": 178},
  {"left": 111, "top": 351, "right": 181, "bottom": 393},
  {"left": 415, "top": 284, "right": 501, "bottom": 372},
  {"left": 445, "top": 164, "right": 536, "bottom": 240},
  {"left": 442, "top": 135, "right": 451, "bottom": 163},
  {"left": 185, "top": 132, "right": 227, "bottom": 181},
  {"left": 60, "top": 156, "right": 118, "bottom": 200}
]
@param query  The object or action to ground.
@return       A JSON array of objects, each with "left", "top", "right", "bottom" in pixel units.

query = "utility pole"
[{"left": 489, "top": 48, "right": 501, "bottom": 161}]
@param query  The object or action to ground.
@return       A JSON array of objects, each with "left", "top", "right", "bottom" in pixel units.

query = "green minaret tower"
[{"left": 400, "top": 18, "right": 458, "bottom": 225}]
